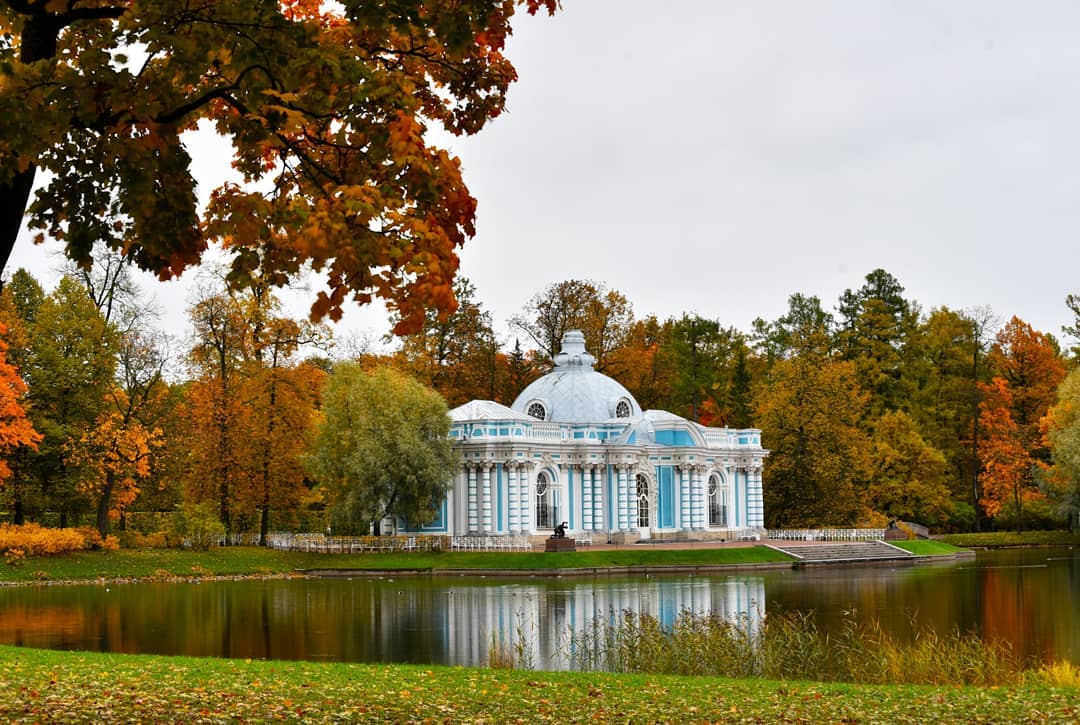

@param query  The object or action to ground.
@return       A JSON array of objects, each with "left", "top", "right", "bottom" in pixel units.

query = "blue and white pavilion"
[{"left": 406, "top": 330, "right": 767, "bottom": 542}]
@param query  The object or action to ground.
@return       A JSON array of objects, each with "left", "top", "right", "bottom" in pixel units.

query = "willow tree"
[{"left": 306, "top": 365, "right": 454, "bottom": 535}]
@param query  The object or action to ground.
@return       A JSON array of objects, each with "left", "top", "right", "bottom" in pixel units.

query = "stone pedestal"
[{"left": 545, "top": 538, "right": 577, "bottom": 552}]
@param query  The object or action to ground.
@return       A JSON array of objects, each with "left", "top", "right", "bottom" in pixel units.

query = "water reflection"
[
  {"left": 449, "top": 577, "right": 764, "bottom": 669},
  {"left": 0, "top": 548, "right": 1075, "bottom": 668}
]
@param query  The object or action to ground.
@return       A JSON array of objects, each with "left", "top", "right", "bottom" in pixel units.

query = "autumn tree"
[
  {"left": 0, "top": 322, "right": 42, "bottom": 492},
  {"left": 70, "top": 388, "right": 162, "bottom": 537},
  {"left": 62, "top": 249, "right": 174, "bottom": 536},
  {"left": 5, "top": 274, "right": 118, "bottom": 525},
  {"left": 183, "top": 277, "right": 326, "bottom": 539},
  {"left": 978, "top": 317, "right": 1066, "bottom": 531},
  {"left": 1, "top": 1, "right": 558, "bottom": 329},
  {"left": 755, "top": 356, "right": 872, "bottom": 528},
  {"left": 1041, "top": 366, "right": 1080, "bottom": 530},
  {"left": 240, "top": 305, "right": 326, "bottom": 545},
  {"left": 499, "top": 338, "right": 548, "bottom": 404},
  {"left": 393, "top": 277, "right": 499, "bottom": 408},
  {"left": 306, "top": 364, "right": 454, "bottom": 535},
  {"left": 867, "top": 410, "right": 953, "bottom": 525},
  {"left": 510, "top": 279, "right": 633, "bottom": 370},
  {"left": 606, "top": 315, "right": 675, "bottom": 412},
  {"left": 904, "top": 308, "right": 986, "bottom": 515},
  {"left": 183, "top": 287, "right": 250, "bottom": 533}
]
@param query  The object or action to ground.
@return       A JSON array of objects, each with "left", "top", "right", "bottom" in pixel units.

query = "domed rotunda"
[
  {"left": 511, "top": 330, "right": 641, "bottom": 424},
  {"left": 399, "top": 330, "right": 767, "bottom": 543}
]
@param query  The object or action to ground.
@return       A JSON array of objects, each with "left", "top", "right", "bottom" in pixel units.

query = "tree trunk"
[
  {"left": 12, "top": 491, "right": 24, "bottom": 526},
  {"left": 971, "top": 347, "right": 982, "bottom": 533},
  {"left": 96, "top": 470, "right": 115, "bottom": 537},
  {"left": 0, "top": 168, "right": 36, "bottom": 281},
  {"left": 1015, "top": 485, "right": 1023, "bottom": 534},
  {"left": 1, "top": 12, "right": 66, "bottom": 281},
  {"left": 259, "top": 495, "right": 270, "bottom": 547}
]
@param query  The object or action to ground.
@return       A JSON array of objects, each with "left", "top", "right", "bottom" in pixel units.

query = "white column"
[
  {"left": 679, "top": 465, "right": 691, "bottom": 531},
  {"left": 582, "top": 465, "right": 594, "bottom": 531},
  {"left": 592, "top": 465, "right": 604, "bottom": 530},
  {"left": 507, "top": 462, "right": 519, "bottom": 533},
  {"left": 467, "top": 464, "right": 478, "bottom": 533},
  {"left": 481, "top": 463, "right": 493, "bottom": 533},
  {"left": 746, "top": 463, "right": 764, "bottom": 529},
  {"left": 692, "top": 466, "right": 706, "bottom": 530},
  {"left": 519, "top": 463, "right": 533, "bottom": 533},
  {"left": 622, "top": 468, "right": 630, "bottom": 529}
]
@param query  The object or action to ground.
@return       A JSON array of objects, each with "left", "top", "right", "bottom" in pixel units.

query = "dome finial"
[{"left": 553, "top": 329, "right": 596, "bottom": 369}]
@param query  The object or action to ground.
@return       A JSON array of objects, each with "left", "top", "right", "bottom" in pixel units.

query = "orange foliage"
[
  {"left": 978, "top": 318, "right": 1066, "bottom": 524},
  {"left": 0, "top": 323, "right": 42, "bottom": 483},
  {"left": 0, "top": 523, "right": 88, "bottom": 556},
  {"left": 978, "top": 379, "right": 1030, "bottom": 518},
  {"left": 71, "top": 392, "right": 163, "bottom": 526},
  {"left": 3, "top": 1, "right": 563, "bottom": 334}
]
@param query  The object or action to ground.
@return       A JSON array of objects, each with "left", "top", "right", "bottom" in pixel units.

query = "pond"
[{"left": 0, "top": 548, "right": 1075, "bottom": 669}]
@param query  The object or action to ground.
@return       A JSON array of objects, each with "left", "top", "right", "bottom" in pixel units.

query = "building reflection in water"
[{"left": 444, "top": 576, "right": 765, "bottom": 670}]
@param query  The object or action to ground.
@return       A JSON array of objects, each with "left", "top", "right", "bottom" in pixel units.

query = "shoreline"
[{"left": 0, "top": 548, "right": 981, "bottom": 588}]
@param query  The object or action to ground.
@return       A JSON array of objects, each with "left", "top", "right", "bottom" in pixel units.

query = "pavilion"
[{"left": 402, "top": 330, "right": 767, "bottom": 542}]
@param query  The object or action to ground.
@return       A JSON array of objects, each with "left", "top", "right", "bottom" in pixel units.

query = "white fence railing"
[
  {"left": 450, "top": 535, "right": 533, "bottom": 552},
  {"left": 264, "top": 533, "right": 442, "bottom": 553},
  {"left": 766, "top": 528, "right": 886, "bottom": 542}
]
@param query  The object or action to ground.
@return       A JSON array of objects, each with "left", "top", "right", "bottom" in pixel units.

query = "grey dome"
[{"left": 511, "top": 330, "right": 642, "bottom": 423}]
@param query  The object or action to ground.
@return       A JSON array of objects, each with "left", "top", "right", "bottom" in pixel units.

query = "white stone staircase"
[{"left": 768, "top": 540, "right": 914, "bottom": 565}]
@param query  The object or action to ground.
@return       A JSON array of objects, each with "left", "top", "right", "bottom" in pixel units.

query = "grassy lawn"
[
  {"left": 888, "top": 539, "right": 967, "bottom": 556},
  {"left": 937, "top": 530, "right": 1080, "bottom": 548},
  {"left": 0, "top": 646, "right": 1073, "bottom": 723},
  {"left": 0, "top": 545, "right": 794, "bottom": 583}
]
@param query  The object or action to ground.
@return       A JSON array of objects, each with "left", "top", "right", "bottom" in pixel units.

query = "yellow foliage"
[
  {"left": 857, "top": 509, "right": 889, "bottom": 528},
  {"left": 0, "top": 523, "right": 89, "bottom": 556},
  {"left": 1033, "top": 660, "right": 1080, "bottom": 687}
]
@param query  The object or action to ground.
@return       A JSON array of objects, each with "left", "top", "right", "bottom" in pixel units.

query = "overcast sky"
[{"left": 9, "top": 1, "right": 1080, "bottom": 353}]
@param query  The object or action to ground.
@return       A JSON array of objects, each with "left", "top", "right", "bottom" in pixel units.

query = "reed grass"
[{"left": 563, "top": 609, "right": 1028, "bottom": 686}]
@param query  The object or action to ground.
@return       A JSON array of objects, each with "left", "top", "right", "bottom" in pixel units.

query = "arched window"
[
  {"left": 526, "top": 401, "right": 546, "bottom": 421},
  {"left": 615, "top": 399, "right": 631, "bottom": 418},
  {"left": 535, "top": 472, "right": 557, "bottom": 529},
  {"left": 636, "top": 474, "right": 650, "bottom": 528},
  {"left": 708, "top": 474, "right": 728, "bottom": 527}
]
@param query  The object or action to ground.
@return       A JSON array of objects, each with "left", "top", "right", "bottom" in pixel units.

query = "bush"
[
  {"left": 0, "top": 523, "right": 90, "bottom": 557},
  {"left": 115, "top": 529, "right": 175, "bottom": 549},
  {"left": 992, "top": 497, "right": 1066, "bottom": 532},
  {"left": 169, "top": 502, "right": 225, "bottom": 551},
  {"left": 125, "top": 511, "right": 180, "bottom": 535}
]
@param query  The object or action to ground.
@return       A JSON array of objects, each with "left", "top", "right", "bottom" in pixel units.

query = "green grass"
[
  {"left": 888, "top": 539, "right": 966, "bottom": 556},
  {"left": 0, "top": 545, "right": 793, "bottom": 583},
  {"left": 0, "top": 646, "right": 1073, "bottom": 723},
  {"left": 937, "top": 530, "right": 1080, "bottom": 548}
]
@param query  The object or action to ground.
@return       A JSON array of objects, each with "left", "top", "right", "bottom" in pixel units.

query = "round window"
[
  {"left": 615, "top": 399, "right": 631, "bottom": 418},
  {"left": 527, "top": 401, "right": 546, "bottom": 420},
  {"left": 708, "top": 475, "right": 719, "bottom": 496},
  {"left": 536, "top": 472, "right": 549, "bottom": 496}
]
